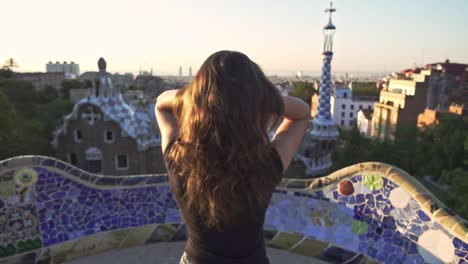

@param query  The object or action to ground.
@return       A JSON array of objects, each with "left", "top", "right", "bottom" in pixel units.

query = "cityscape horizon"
[{"left": 2, "top": 0, "right": 467, "bottom": 76}]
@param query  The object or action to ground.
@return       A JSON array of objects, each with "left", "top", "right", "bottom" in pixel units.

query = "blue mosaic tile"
[
  {"left": 351, "top": 175, "right": 361, "bottom": 183},
  {"left": 55, "top": 161, "right": 67, "bottom": 170},
  {"left": 463, "top": 241, "right": 468, "bottom": 252},
  {"left": 456, "top": 250, "right": 467, "bottom": 258},
  {"left": 332, "top": 191, "right": 338, "bottom": 200},
  {"left": 376, "top": 250, "right": 389, "bottom": 262},
  {"left": 315, "top": 190, "right": 325, "bottom": 197},
  {"left": 35, "top": 168, "right": 179, "bottom": 247},
  {"left": 41, "top": 159, "right": 56, "bottom": 167},
  {"left": 382, "top": 217, "right": 396, "bottom": 230},
  {"left": 416, "top": 210, "right": 430, "bottom": 221},
  {"left": 356, "top": 194, "right": 365, "bottom": 204}
]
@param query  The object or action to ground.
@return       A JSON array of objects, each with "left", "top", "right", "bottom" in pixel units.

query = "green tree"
[
  {"left": 464, "top": 136, "right": 468, "bottom": 166},
  {"left": 38, "top": 85, "right": 59, "bottom": 103},
  {"left": 440, "top": 168, "right": 468, "bottom": 219},
  {"left": 0, "top": 68, "right": 13, "bottom": 79},
  {"left": 0, "top": 78, "right": 75, "bottom": 159},
  {"left": 392, "top": 125, "right": 418, "bottom": 174},
  {"left": 83, "top": 80, "right": 93, "bottom": 89},
  {"left": 0, "top": 79, "right": 38, "bottom": 119},
  {"left": 39, "top": 99, "right": 74, "bottom": 134},
  {"left": 60, "top": 79, "right": 83, "bottom": 99},
  {"left": 350, "top": 82, "right": 379, "bottom": 97},
  {"left": 290, "top": 81, "right": 316, "bottom": 105},
  {"left": 0, "top": 91, "right": 23, "bottom": 159}
]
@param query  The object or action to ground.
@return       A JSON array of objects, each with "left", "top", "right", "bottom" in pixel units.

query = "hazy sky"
[{"left": 2, "top": 0, "right": 467, "bottom": 75}]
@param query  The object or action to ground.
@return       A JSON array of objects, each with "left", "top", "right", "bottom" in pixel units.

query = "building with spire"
[
  {"left": 52, "top": 58, "right": 166, "bottom": 175},
  {"left": 296, "top": 2, "right": 339, "bottom": 177}
]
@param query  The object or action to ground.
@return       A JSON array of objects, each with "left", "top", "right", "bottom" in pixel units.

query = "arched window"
[{"left": 85, "top": 147, "right": 102, "bottom": 174}]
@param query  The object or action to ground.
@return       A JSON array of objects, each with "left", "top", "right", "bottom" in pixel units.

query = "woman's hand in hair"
[
  {"left": 155, "top": 88, "right": 184, "bottom": 152},
  {"left": 270, "top": 96, "right": 310, "bottom": 173},
  {"left": 156, "top": 88, "right": 184, "bottom": 112}
]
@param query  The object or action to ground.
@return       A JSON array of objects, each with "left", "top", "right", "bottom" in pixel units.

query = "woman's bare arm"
[
  {"left": 271, "top": 96, "right": 310, "bottom": 173},
  {"left": 155, "top": 89, "right": 181, "bottom": 152}
]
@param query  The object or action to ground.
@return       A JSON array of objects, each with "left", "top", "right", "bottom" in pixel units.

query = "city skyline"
[{"left": 2, "top": 0, "right": 467, "bottom": 75}]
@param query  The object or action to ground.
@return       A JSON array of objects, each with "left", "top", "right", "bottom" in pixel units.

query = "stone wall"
[{"left": 0, "top": 156, "right": 466, "bottom": 264}]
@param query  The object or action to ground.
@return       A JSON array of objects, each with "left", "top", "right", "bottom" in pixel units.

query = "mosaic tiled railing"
[{"left": 0, "top": 156, "right": 467, "bottom": 264}]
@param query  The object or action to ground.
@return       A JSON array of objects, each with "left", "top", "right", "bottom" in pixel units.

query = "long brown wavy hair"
[{"left": 166, "top": 51, "right": 284, "bottom": 229}]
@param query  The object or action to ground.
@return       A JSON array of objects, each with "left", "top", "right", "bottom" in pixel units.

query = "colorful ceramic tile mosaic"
[{"left": 0, "top": 156, "right": 467, "bottom": 264}]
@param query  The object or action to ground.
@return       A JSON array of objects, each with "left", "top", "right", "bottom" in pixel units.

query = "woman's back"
[
  {"left": 155, "top": 51, "right": 310, "bottom": 264},
  {"left": 164, "top": 137, "right": 283, "bottom": 264}
]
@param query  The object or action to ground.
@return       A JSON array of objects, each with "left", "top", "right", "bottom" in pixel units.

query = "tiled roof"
[
  {"left": 52, "top": 93, "right": 160, "bottom": 151},
  {"left": 52, "top": 58, "right": 160, "bottom": 151}
]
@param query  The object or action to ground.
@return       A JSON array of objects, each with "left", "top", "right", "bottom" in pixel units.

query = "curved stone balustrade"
[{"left": 0, "top": 155, "right": 467, "bottom": 264}]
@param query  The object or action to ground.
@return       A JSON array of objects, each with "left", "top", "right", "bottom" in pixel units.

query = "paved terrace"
[{"left": 64, "top": 242, "right": 331, "bottom": 264}]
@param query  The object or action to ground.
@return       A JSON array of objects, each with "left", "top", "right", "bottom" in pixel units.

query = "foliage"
[
  {"left": 440, "top": 168, "right": 468, "bottom": 220},
  {"left": 60, "top": 79, "right": 84, "bottom": 99},
  {"left": 289, "top": 81, "right": 317, "bottom": 105},
  {"left": 0, "top": 69, "right": 13, "bottom": 79},
  {"left": 0, "top": 79, "right": 38, "bottom": 119},
  {"left": 0, "top": 91, "right": 23, "bottom": 160},
  {"left": 0, "top": 79, "right": 74, "bottom": 158},
  {"left": 39, "top": 85, "right": 59, "bottom": 103},
  {"left": 351, "top": 82, "right": 379, "bottom": 97},
  {"left": 2, "top": 58, "right": 19, "bottom": 69},
  {"left": 83, "top": 80, "right": 93, "bottom": 88}
]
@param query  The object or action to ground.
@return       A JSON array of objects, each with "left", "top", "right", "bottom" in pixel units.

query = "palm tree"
[{"left": 3, "top": 58, "right": 19, "bottom": 70}]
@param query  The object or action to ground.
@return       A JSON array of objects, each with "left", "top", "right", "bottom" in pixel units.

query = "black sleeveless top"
[{"left": 163, "top": 137, "right": 283, "bottom": 264}]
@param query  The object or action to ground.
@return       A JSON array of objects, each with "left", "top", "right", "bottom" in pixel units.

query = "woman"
[{"left": 155, "top": 51, "right": 309, "bottom": 264}]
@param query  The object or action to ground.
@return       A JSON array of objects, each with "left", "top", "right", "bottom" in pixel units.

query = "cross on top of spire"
[
  {"left": 325, "top": 2, "right": 336, "bottom": 22},
  {"left": 325, "top": 2, "right": 336, "bottom": 14}
]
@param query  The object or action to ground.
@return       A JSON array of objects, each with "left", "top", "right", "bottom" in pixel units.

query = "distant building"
[
  {"left": 424, "top": 61, "right": 467, "bottom": 111},
  {"left": 357, "top": 109, "right": 373, "bottom": 137},
  {"left": 46, "top": 61, "right": 80, "bottom": 78},
  {"left": 371, "top": 70, "right": 430, "bottom": 140},
  {"left": 179, "top": 66, "right": 182, "bottom": 77},
  {"left": 135, "top": 75, "right": 166, "bottom": 99},
  {"left": 13, "top": 72, "right": 66, "bottom": 91},
  {"left": 417, "top": 104, "right": 465, "bottom": 129},
  {"left": 331, "top": 86, "right": 377, "bottom": 128},
  {"left": 52, "top": 58, "right": 165, "bottom": 176},
  {"left": 426, "top": 60, "right": 467, "bottom": 84},
  {"left": 111, "top": 73, "right": 134, "bottom": 91},
  {"left": 123, "top": 90, "right": 145, "bottom": 106},
  {"left": 449, "top": 103, "right": 465, "bottom": 115},
  {"left": 372, "top": 61, "right": 467, "bottom": 140}
]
